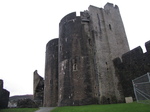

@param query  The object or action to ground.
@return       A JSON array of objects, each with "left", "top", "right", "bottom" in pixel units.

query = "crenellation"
[
  {"left": 104, "top": 3, "right": 114, "bottom": 8},
  {"left": 59, "top": 12, "right": 76, "bottom": 25},
  {"left": 145, "top": 40, "right": 150, "bottom": 53},
  {"left": 114, "top": 5, "right": 119, "bottom": 9},
  {"left": 113, "top": 41, "right": 150, "bottom": 99},
  {"left": 122, "top": 46, "right": 143, "bottom": 63},
  {"left": 0, "top": 79, "right": 3, "bottom": 90}
]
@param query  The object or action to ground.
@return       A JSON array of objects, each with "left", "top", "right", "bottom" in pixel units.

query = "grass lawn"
[
  {"left": 51, "top": 102, "right": 150, "bottom": 112},
  {"left": 0, "top": 108, "right": 38, "bottom": 112}
]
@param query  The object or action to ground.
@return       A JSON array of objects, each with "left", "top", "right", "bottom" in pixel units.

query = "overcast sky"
[{"left": 0, "top": 0, "right": 150, "bottom": 96}]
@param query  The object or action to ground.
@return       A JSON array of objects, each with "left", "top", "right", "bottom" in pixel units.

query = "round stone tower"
[
  {"left": 43, "top": 38, "right": 58, "bottom": 107},
  {"left": 58, "top": 12, "right": 98, "bottom": 106}
]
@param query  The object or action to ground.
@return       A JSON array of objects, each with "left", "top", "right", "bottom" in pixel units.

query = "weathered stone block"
[{"left": 125, "top": 97, "right": 133, "bottom": 103}]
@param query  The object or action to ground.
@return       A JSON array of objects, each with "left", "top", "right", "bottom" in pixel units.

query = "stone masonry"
[
  {"left": 43, "top": 39, "right": 58, "bottom": 107},
  {"left": 33, "top": 70, "right": 44, "bottom": 106},
  {"left": 43, "top": 3, "right": 129, "bottom": 106},
  {"left": 113, "top": 40, "right": 150, "bottom": 100},
  {"left": 33, "top": 3, "right": 150, "bottom": 107},
  {"left": 0, "top": 79, "right": 10, "bottom": 108}
]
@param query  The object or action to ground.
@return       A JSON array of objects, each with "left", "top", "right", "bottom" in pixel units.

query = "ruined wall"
[
  {"left": 43, "top": 38, "right": 58, "bottom": 107},
  {"left": 113, "top": 40, "right": 150, "bottom": 100},
  {"left": 33, "top": 70, "right": 44, "bottom": 106},
  {"left": 58, "top": 12, "right": 97, "bottom": 106},
  {"left": 0, "top": 79, "right": 10, "bottom": 108},
  {"left": 88, "top": 3, "right": 129, "bottom": 104}
]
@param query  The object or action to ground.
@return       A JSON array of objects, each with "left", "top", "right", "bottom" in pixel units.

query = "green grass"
[
  {"left": 51, "top": 102, "right": 150, "bottom": 112},
  {"left": 0, "top": 108, "right": 38, "bottom": 112}
]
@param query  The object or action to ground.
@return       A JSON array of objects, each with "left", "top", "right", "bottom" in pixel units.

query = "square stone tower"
[{"left": 88, "top": 3, "right": 129, "bottom": 104}]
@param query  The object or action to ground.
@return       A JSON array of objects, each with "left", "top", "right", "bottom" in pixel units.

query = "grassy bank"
[
  {"left": 0, "top": 102, "right": 149, "bottom": 112},
  {"left": 51, "top": 102, "right": 150, "bottom": 112},
  {"left": 0, "top": 108, "right": 38, "bottom": 112}
]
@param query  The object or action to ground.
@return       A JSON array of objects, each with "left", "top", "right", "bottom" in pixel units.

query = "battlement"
[
  {"left": 113, "top": 40, "right": 150, "bottom": 98},
  {"left": 114, "top": 40, "right": 150, "bottom": 65},
  {"left": 60, "top": 2, "right": 120, "bottom": 26},
  {"left": 88, "top": 3, "right": 118, "bottom": 11},
  {"left": 0, "top": 79, "right": 3, "bottom": 90},
  {"left": 145, "top": 40, "right": 150, "bottom": 52},
  {"left": 104, "top": 2, "right": 119, "bottom": 9},
  {"left": 59, "top": 12, "right": 76, "bottom": 25}
]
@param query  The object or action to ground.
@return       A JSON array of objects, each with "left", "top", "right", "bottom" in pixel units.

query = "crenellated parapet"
[
  {"left": 145, "top": 40, "right": 150, "bottom": 52},
  {"left": 113, "top": 40, "right": 150, "bottom": 99}
]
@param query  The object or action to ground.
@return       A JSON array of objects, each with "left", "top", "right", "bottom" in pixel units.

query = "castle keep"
[
  {"left": 44, "top": 3, "right": 129, "bottom": 106},
  {"left": 33, "top": 3, "right": 150, "bottom": 106}
]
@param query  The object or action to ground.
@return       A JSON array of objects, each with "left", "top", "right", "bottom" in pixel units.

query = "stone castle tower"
[{"left": 43, "top": 3, "right": 130, "bottom": 106}]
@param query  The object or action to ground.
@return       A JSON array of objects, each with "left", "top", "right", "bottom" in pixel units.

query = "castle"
[{"left": 33, "top": 3, "right": 150, "bottom": 107}]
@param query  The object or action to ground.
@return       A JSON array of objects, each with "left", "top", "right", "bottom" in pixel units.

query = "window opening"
[
  {"left": 73, "top": 64, "right": 77, "bottom": 71},
  {"left": 88, "top": 38, "right": 92, "bottom": 46},
  {"left": 60, "top": 46, "right": 62, "bottom": 51},
  {"left": 109, "top": 24, "right": 112, "bottom": 30}
]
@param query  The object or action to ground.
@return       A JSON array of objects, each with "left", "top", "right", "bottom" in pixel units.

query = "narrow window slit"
[
  {"left": 109, "top": 24, "right": 112, "bottom": 30},
  {"left": 73, "top": 64, "right": 77, "bottom": 71}
]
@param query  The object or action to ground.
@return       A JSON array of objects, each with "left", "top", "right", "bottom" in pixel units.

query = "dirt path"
[{"left": 35, "top": 107, "right": 55, "bottom": 112}]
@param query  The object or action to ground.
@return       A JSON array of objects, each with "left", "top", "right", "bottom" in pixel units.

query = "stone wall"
[
  {"left": 33, "top": 70, "right": 44, "bottom": 106},
  {"left": 113, "top": 40, "right": 150, "bottom": 100},
  {"left": 0, "top": 79, "right": 10, "bottom": 109}
]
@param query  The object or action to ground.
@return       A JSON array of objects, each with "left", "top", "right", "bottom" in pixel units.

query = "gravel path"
[{"left": 35, "top": 107, "right": 55, "bottom": 112}]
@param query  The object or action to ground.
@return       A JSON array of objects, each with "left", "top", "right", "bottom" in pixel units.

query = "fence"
[{"left": 132, "top": 73, "right": 150, "bottom": 104}]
